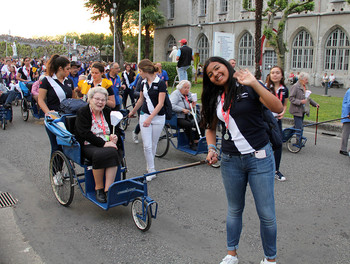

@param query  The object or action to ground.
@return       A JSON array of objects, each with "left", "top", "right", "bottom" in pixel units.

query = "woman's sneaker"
[
  {"left": 146, "top": 169, "right": 157, "bottom": 182},
  {"left": 220, "top": 254, "right": 238, "bottom": 264},
  {"left": 260, "top": 258, "right": 276, "bottom": 264},
  {"left": 275, "top": 171, "right": 286, "bottom": 181},
  {"left": 132, "top": 131, "right": 139, "bottom": 143}
]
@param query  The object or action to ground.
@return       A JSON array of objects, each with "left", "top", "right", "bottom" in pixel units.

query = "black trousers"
[
  {"left": 122, "top": 88, "right": 135, "bottom": 109},
  {"left": 177, "top": 118, "right": 201, "bottom": 145}
]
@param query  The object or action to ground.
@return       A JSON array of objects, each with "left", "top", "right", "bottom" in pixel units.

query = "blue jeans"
[
  {"left": 221, "top": 143, "right": 277, "bottom": 260},
  {"left": 293, "top": 115, "right": 304, "bottom": 130},
  {"left": 177, "top": 66, "right": 190, "bottom": 81},
  {"left": 0, "top": 90, "right": 16, "bottom": 105}
]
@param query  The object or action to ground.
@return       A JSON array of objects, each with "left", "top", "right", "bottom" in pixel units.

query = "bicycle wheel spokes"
[
  {"left": 287, "top": 134, "right": 302, "bottom": 153},
  {"left": 155, "top": 126, "right": 170, "bottom": 158},
  {"left": 49, "top": 151, "right": 74, "bottom": 206}
]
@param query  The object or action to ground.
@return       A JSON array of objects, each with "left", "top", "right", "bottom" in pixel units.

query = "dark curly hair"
[{"left": 200, "top": 56, "right": 240, "bottom": 129}]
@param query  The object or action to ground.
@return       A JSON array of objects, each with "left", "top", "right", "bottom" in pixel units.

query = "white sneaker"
[
  {"left": 146, "top": 175, "right": 157, "bottom": 181},
  {"left": 220, "top": 254, "right": 238, "bottom": 264},
  {"left": 132, "top": 131, "right": 139, "bottom": 143},
  {"left": 146, "top": 169, "right": 157, "bottom": 182},
  {"left": 260, "top": 258, "right": 276, "bottom": 264}
]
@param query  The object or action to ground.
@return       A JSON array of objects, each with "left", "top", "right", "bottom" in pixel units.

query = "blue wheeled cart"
[
  {"left": 45, "top": 114, "right": 205, "bottom": 231},
  {"left": 282, "top": 115, "right": 350, "bottom": 153},
  {"left": 155, "top": 105, "right": 221, "bottom": 167},
  {"left": 19, "top": 81, "right": 45, "bottom": 121},
  {"left": 0, "top": 105, "right": 12, "bottom": 130}
]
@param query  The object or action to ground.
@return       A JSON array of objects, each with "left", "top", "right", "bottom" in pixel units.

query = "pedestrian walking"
[
  {"left": 340, "top": 87, "right": 350, "bottom": 156},
  {"left": 176, "top": 39, "right": 193, "bottom": 81},
  {"left": 128, "top": 59, "right": 167, "bottom": 181},
  {"left": 289, "top": 72, "right": 319, "bottom": 131},
  {"left": 266, "top": 66, "right": 289, "bottom": 181}
]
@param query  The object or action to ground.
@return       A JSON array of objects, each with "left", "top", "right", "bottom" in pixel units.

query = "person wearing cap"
[
  {"left": 176, "top": 39, "right": 193, "bottom": 81},
  {"left": 68, "top": 61, "right": 84, "bottom": 88}
]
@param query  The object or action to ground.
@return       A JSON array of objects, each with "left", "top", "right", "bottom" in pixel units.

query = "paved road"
[{"left": 0, "top": 107, "right": 349, "bottom": 264}]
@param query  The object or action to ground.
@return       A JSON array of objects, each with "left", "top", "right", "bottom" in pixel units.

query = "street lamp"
[
  {"left": 137, "top": 0, "right": 142, "bottom": 63},
  {"left": 110, "top": 3, "right": 117, "bottom": 63}
]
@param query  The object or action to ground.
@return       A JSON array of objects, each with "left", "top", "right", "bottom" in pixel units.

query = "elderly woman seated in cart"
[
  {"left": 170, "top": 80, "right": 204, "bottom": 150},
  {"left": 75, "top": 87, "right": 123, "bottom": 203}
]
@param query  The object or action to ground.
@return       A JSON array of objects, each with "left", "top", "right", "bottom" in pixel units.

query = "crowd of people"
[{"left": 1, "top": 42, "right": 349, "bottom": 264}]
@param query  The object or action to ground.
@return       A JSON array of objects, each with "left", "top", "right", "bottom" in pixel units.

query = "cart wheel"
[
  {"left": 120, "top": 118, "right": 128, "bottom": 131},
  {"left": 131, "top": 198, "right": 152, "bottom": 232},
  {"left": 287, "top": 135, "right": 302, "bottom": 153},
  {"left": 49, "top": 151, "right": 74, "bottom": 206},
  {"left": 155, "top": 126, "right": 169, "bottom": 158},
  {"left": 9, "top": 108, "right": 13, "bottom": 123},
  {"left": 21, "top": 98, "right": 29, "bottom": 121},
  {"left": 121, "top": 157, "right": 127, "bottom": 180}
]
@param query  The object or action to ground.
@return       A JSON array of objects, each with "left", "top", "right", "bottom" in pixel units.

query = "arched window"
[
  {"left": 324, "top": 28, "right": 350, "bottom": 71},
  {"left": 238, "top": 32, "right": 254, "bottom": 66},
  {"left": 197, "top": 35, "right": 209, "bottom": 64},
  {"left": 291, "top": 30, "right": 314, "bottom": 69},
  {"left": 166, "top": 35, "right": 176, "bottom": 61}
]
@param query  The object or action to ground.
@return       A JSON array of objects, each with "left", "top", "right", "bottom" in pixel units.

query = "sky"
[{"left": 1, "top": 0, "right": 111, "bottom": 38}]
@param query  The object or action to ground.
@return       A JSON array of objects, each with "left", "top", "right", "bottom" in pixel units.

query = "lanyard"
[
  {"left": 184, "top": 95, "right": 190, "bottom": 108},
  {"left": 275, "top": 85, "right": 284, "bottom": 102},
  {"left": 91, "top": 111, "right": 106, "bottom": 135},
  {"left": 108, "top": 74, "right": 118, "bottom": 87},
  {"left": 221, "top": 92, "right": 232, "bottom": 131}
]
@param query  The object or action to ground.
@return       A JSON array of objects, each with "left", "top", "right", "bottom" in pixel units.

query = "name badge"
[{"left": 254, "top": 150, "right": 266, "bottom": 159}]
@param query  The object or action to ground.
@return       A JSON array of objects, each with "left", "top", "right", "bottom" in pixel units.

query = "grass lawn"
[{"left": 169, "top": 79, "right": 343, "bottom": 123}]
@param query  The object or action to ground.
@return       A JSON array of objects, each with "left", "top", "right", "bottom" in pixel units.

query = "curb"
[{"left": 283, "top": 118, "right": 342, "bottom": 133}]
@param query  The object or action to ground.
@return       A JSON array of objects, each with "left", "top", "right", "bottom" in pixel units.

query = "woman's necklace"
[{"left": 221, "top": 92, "right": 232, "bottom": 141}]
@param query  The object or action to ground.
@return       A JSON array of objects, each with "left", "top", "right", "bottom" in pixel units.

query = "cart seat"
[{"left": 62, "top": 115, "right": 92, "bottom": 166}]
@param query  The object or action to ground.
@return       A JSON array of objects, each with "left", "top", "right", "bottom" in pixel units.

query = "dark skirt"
[{"left": 82, "top": 145, "right": 123, "bottom": 169}]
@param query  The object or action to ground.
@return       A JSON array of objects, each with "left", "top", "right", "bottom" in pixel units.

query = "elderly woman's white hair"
[
  {"left": 87, "top": 87, "right": 108, "bottom": 102},
  {"left": 176, "top": 80, "right": 191, "bottom": 90},
  {"left": 298, "top": 72, "right": 309, "bottom": 81}
]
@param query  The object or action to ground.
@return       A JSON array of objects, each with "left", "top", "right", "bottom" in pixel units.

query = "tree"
[
  {"left": 84, "top": 0, "right": 159, "bottom": 65},
  {"left": 263, "top": 0, "right": 314, "bottom": 69},
  {"left": 131, "top": 5, "right": 165, "bottom": 59},
  {"left": 255, "top": 0, "right": 263, "bottom": 79},
  {"left": 243, "top": 0, "right": 314, "bottom": 70}
]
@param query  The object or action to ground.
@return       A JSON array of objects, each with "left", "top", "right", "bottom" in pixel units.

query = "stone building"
[{"left": 154, "top": 0, "right": 350, "bottom": 86}]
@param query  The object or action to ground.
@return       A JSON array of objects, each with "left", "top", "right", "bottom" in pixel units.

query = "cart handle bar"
[
  {"left": 303, "top": 115, "right": 350, "bottom": 127},
  {"left": 144, "top": 160, "right": 208, "bottom": 177}
]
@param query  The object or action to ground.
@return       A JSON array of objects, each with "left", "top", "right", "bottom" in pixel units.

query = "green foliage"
[
  {"left": 242, "top": 0, "right": 255, "bottom": 11},
  {"left": 160, "top": 62, "right": 192, "bottom": 86},
  {"left": 262, "top": 0, "right": 314, "bottom": 68}
]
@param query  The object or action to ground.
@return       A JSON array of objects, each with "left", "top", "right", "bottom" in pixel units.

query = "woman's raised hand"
[{"left": 235, "top": 69, "right": 257, "bottom": 86}]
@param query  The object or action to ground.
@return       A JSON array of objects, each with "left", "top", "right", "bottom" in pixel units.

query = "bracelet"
[
  {"left": 208, "top": 144, "right": 217, "bottom": 151},
  {"left": 208, "top": 148, "right": 218, "bottom": 155}
]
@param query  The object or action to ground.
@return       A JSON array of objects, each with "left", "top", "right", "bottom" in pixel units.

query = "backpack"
[
  {"left": 163, "top": 92, "right": 173, "bottom": 120},
  {"left": 261, "top": 105, "right": 283, "bottom": 151},
  {"left": 59, "top": 98, "right": 88, "bottom": 114}
]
